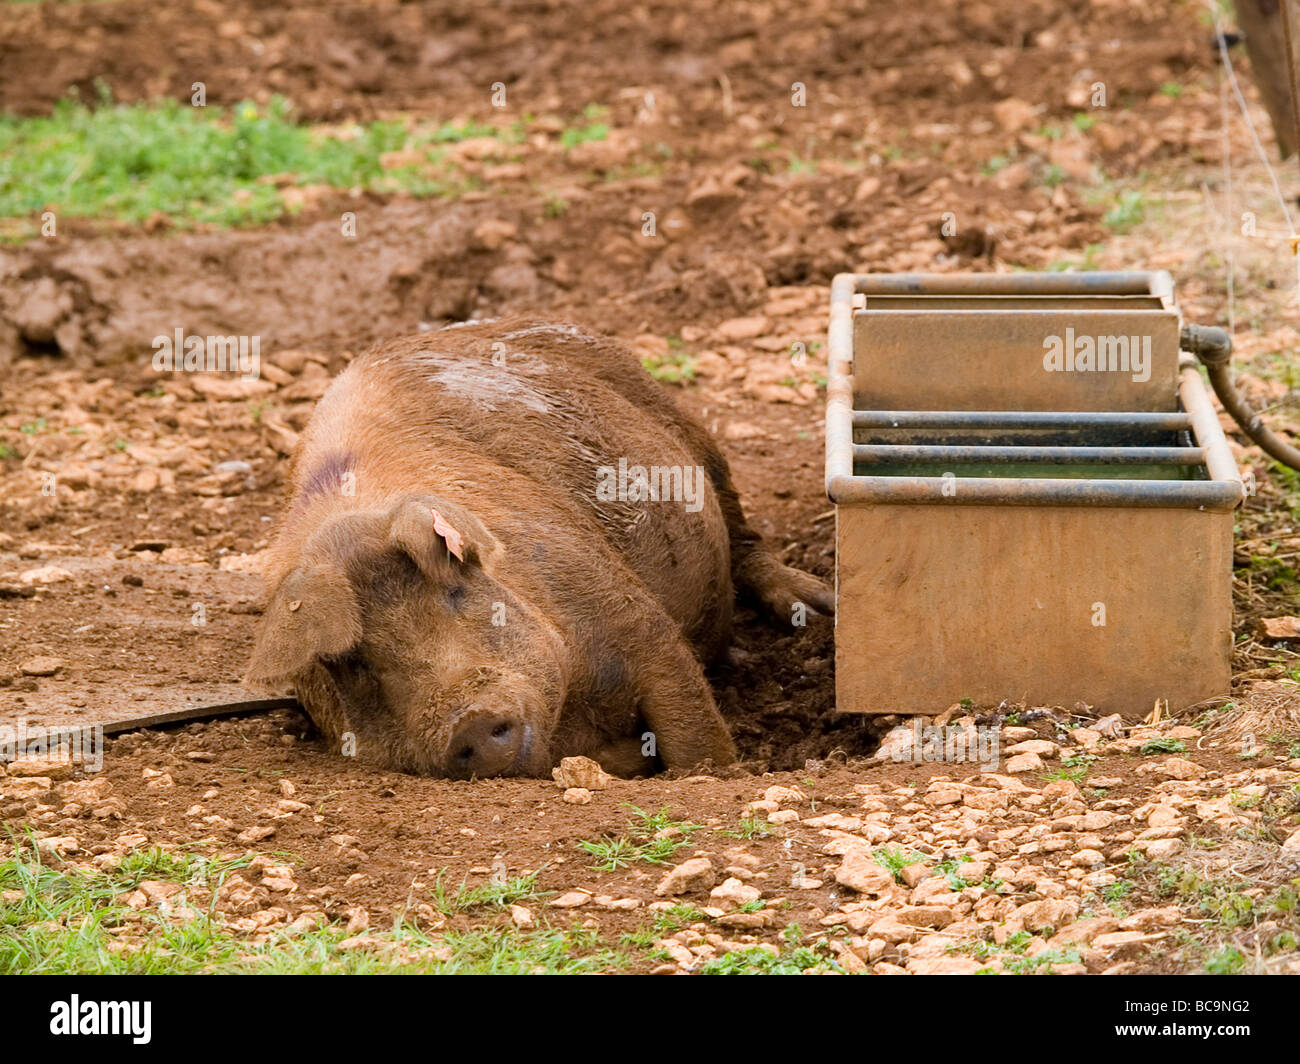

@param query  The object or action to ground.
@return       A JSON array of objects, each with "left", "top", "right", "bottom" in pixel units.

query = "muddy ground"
[{"left": 2, "top": 0, "right": 1299, "bottom": 974}]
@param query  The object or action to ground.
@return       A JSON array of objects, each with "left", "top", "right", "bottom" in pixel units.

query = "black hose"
[{"left": 1182, "top": 323, "right": 1300, "bottom": 471}]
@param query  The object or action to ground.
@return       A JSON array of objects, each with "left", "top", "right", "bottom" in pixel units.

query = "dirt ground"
[{"left": 2, "top": 0, "right": 1300, "bottom": 974}]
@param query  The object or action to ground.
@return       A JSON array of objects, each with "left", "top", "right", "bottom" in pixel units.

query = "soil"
[{"left": 1, "top": 0, "right": 1298, "bottom": 974}]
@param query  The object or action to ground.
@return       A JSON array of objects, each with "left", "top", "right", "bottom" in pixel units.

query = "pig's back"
[{"left": 304, "top": 319, "right": 733, "bottom": 642}]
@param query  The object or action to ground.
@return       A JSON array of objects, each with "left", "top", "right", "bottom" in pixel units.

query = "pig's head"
[{"left": 245, "top": 494, "right": 566, "bottom": 778}]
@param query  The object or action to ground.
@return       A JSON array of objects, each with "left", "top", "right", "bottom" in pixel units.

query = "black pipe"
[{"left": 1182, "top": 324, "right": 1300, "bottom": 472}]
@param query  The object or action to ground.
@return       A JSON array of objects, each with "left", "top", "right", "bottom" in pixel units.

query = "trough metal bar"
[
  {"left": 825, "top": 273, "right": 858, "bottom": 487},
  {"left": 851, "top": 444, "right": 1206, "bottom": 465},
  {"left": 850, "top": 271, "right": 1173, "bottom": 299},
  {"left": 1178, "top": 361, "right": 1245, "bottom": 493},
  {"left": 851, "top": 410, "right": 1194, "bottom": 430},
  {"left": 827, "top": 473, "right": 1243, "bottom": 509}
]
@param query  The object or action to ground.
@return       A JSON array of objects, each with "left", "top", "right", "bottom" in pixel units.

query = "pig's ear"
[
  {"left": 244, "top": 563, "right": 362, "bottom": 686},
  {"left": 387, "top": 495, "right": 502, "bottom": 577}
]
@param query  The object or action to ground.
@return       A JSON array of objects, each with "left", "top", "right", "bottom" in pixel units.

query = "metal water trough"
[{"left": 825, "top": 271, "right": 1243, "bottom": 718}]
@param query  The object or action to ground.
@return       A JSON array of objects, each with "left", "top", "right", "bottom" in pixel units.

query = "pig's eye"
[{"left": 447, "top": 585, "right": 468, "bottom": 610}]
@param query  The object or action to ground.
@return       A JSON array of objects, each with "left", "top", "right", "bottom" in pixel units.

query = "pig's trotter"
[{"left": 736, "top": 547, "right": 835, "bottom": 624}]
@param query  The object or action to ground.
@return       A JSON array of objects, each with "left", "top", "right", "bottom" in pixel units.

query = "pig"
[{"left": 245, "top": 318, "right": 832, "bottom": 778}]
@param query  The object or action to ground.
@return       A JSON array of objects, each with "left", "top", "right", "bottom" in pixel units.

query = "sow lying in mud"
[{"left": 246, "top": 319, "right": 831, "bottom": 778}]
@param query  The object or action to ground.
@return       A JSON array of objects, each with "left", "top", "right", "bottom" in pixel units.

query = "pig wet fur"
[{"left": 245, "top": 318, "right": 833, "bottom": 778}]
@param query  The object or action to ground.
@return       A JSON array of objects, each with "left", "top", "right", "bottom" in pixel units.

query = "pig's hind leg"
[
  {"left": 579, "top": 336, "right": 834, "bottom": 623},
  {"left": 677, "top": 424, "right": 835, "bottom": 623}
]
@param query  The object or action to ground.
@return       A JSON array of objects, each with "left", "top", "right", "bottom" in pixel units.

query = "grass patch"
[
  {"left": 578, "top": 805, "right": 703, "bottom": 871},
  {"left": 873, "top": 845, "right": 929, "bottom": 883},
  {"left": 1102, "top": 190, "right": 1146, "bottom": 232},
  {"left": 0, "top": 91, "right": 499, "bottom": 235},
  {"left": 1138, "top": 737, "right": 1187, "bottom": 755},
  {"left": 640, "top": 337, "right": 696, "bottom": 385},
  {"left": 695, "top": 925, "right": 845, "bottom": 974},
  {"left": 0, "top": 842, "right": 623, "bottom": 973},
  {"left": 430, "top": 870, "right": 549, "bottom": 915}
]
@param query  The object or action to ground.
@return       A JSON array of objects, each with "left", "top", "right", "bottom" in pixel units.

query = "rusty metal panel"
[
  {"left": 852, "top": 308, "right": 1182, "bottom": 412},
  {"left": 834, "top": 504, "right": 1234, "bottom": 716},
  {"left": 825, "top": 272, "right": 1241, "bottom": 720}
]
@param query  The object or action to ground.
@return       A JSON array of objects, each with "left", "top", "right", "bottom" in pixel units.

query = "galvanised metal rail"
[{"left": 825, "top": 272, "right": 1245, "bottom": 510}]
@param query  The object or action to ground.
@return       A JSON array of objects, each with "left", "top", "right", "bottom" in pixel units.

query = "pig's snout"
[{"left": 446, "top": 710, "right": 533, "bottom": 779}]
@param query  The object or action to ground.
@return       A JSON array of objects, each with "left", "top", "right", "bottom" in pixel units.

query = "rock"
[
  {"left": 1042, "top": 779, "right": 1081, "bottom": 800},
  {"left": 35, "top": 835, "right": 80, "bottom": 856},
  {"left": 19, "top": 565, "right": 74, "bottom": 586},
  {"left": 1070, "top": 728, "right": 1101, "bottom": 750},
  {"left": 1282, "top": 830, "right": 1300, "bottom": 853},
  {"left": 900, "top": 863, "right": 931, "bottom": 888},
  {"left": 907, "top": 956, "right": 986, "bottom": 974},
  {"left": 237, "top": 826, "right": 275, "bottom": 845},
  {"left": 1047, "top": 916, "right": 1120, "bottom": 946},
  {"left": 762, "top": 785, "right": 805, "bottom": 804},
  {"left": 923, "top": 789, "right": 963, "bottom": 807},
  {"left": 865, "top": 916, "right": 922, "bottom": 944},
  {"left": 2, "top": 777, "right": 52, "bottom": 799},
  {"left": 551, "top": 756, "right": 612, "bottom": 791},
  {"left": 1141, "top": 838, "right": 1184, "bottom": 858},
  {"left": 549, "top": 891, "right": 590, "bottom": 909},
  {"left": 1257, "top": 616, "right": 1300, "bottom": 639},
  {"left": 1008, "top": 898, "right": 1076, "bottom": 933},
  {"left": 713, "top": 316, "right": 769, "bottom": 342},
  {"left": 1137, "top": 757, "right": 1206, "bottom": 780},
  {"left": 136, "top": 880, "right": 182, "bottom": 905},
  {"left": 954, "top": 860, "right": 990, "bottom": 884},
  {"left": 191, "top": 376, "right": 275, "bottom": 400},
  {"left": 804, "top": 813, "right": 860, "bottom": 831},
  {"left": 654, "top": 857, "right": 716, "bottom": 897},
  {"left": 509, "top": 904, "right": 534, "bottom": 928},
  {"left": 7, "top": 757, "right": 72, "bottom": 780},
  {"left": 471, "top": 218, "right": 518, "bottom": 251},
  {"left": 834, "top": 851, "right": 894, "bottom": 894},
  {"left": 1119, "top": 907, "right": 1181, "bottom": 932},
  {"left": 710, "top": 877, "right": 761, "bottom": 907},
  {"left": 873, "top": 726, "right": 918, "bottom": 761},
  {"left": 993, "top": 97, "right": 1038, "bottom": 132},
  {"left": 1071, "top": 849, "right": 1105, "bottom": 868},
  {"left": 562, "top": 787, "right": 592, "bottom": 805},
  {"left": 656, "top": 940, "right": 696, "bottom": 968},
  {"left": 1093, "top": 930, "right": 1165, "bottom": 951},
  {"left": 1005, "top": 739, "right": 1059, "bottom": 758},
  {"left": 60, "top": 778, "right": 111, "bottom": 804},
  {"left": 893, "top": 905, "right": 955, "bottom": 929},
  {"left": 595, "top": 896, "right": 641, "bottom": 911},
  {"left": 1005, "top": 752, "right": 1045, "bottom": 774},
  {"left": 18, "top": 656, "right": 64, "bottom": 677},
  {"left": 716, "top": 911, "right": 773, "bottom": 930},
  {"left": 982, "top": 774, "right": 1033, "bottom": 792}
]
